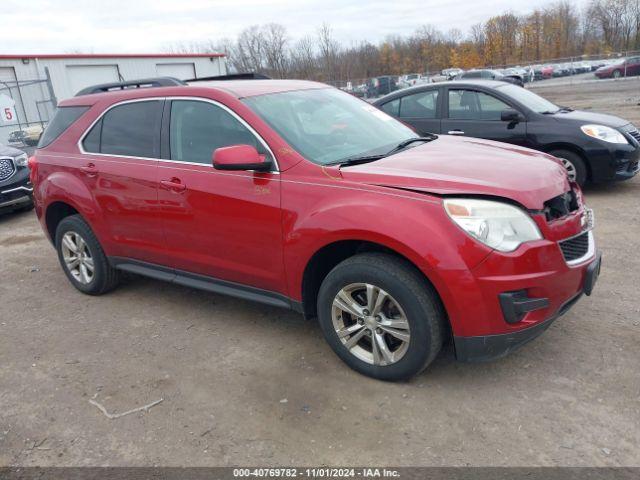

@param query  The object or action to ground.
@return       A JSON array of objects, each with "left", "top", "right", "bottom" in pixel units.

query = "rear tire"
[
  {"left": 55, "top": 214, "right": 119, "bottom": 295},
  {"left": 317, "top": 253, "right": 445, "bottom": 381},
  {"left": 550, "top": 149, "right": 588, "bottom": 186}
]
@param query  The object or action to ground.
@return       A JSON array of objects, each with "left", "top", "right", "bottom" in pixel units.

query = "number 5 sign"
[{"left": 0, "top": 94, "right": 17, "bottom": 124}]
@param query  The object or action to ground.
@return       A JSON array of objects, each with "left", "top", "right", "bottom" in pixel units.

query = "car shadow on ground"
[{"left": 110, "top": 271, "right": 558, "bottom": 385}]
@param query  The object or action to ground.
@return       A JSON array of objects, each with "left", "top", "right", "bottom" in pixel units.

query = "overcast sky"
[{"left": 6, "top": 0, "right": 589, "bottom": 54}]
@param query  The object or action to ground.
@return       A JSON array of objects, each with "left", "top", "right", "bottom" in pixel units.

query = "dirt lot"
[{"left": 1, "top": 80, "right": 639, "bottom": 468}]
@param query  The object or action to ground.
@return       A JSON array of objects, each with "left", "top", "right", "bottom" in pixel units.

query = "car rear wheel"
[
  {"left": 55, "top": 214, "right": 119, "bottom": 295},
  {"left": 317, "top": 253, "right": 445, "bottom": 381},
  {"left": 550, "top": 149, "right": 587, "bottom": 186}
]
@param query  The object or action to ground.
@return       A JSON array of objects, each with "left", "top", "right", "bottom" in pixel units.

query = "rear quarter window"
[{"left": 38, "top": 106, "right": 89, "bottom": 148}]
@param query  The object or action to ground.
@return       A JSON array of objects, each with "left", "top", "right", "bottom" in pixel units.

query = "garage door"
[
  {"left": 66, "top": 65, "right": 120, "bottom": 96},
  {"left": 156, "top": 63, "right": 196, "bottom": 80}
]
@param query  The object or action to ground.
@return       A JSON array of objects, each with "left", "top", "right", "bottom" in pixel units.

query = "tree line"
[{"left": 167, "top": 0, "right": 640, "bottom": 83}]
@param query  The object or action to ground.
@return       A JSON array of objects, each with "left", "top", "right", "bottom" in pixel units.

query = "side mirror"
[
  {"left": 501, "top": 109, "right": 523, "bottom": 123},
  {"left": 212, "top": 144, "right": 272, "bottom": 172}
]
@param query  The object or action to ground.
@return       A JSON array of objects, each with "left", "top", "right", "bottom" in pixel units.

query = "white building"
[{"left": 0, "top": 53, "right": 227, "bottom": 144}]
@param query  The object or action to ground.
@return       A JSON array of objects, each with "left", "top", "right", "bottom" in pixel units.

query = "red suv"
[{"left": 31, "top": 76, "right": 601, "bottom": 380}]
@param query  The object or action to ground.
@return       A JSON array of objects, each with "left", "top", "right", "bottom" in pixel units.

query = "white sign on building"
[{"left": 0, "top": 94, "right": 17, "bottom": 124}]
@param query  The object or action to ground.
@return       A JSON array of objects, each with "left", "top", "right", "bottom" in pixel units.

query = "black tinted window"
[
  {"left": 170, "top": 100, "right": 267, "bottom": 164},
  {"left": 379, "top": 98, "right": 400, "bottom": 116},
  {"left": 89, "top": 101, "right": 162, "bottom": 158},
  {"left": 399, "top": 90, "right": 438, "bottom": 118},
  {"left": 448, "top": 90, "right": 510, "bottom": 120},
  {"left": 38, "top": 106, "right": 89, "bottom": 147},
  {"left": 82, "top": 119, "right": 102, "bottom": 152}
]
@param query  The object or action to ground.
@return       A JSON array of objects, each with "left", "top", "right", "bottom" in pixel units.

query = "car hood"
[
  {"left": 339, "top": 136, "right": 569, "bottom": 210},
  {"left": 552, "top": 109, "right": 630, "bottom": 128},
  {"left": 0, "top": 143, "right": 24, "bottom": 157}
]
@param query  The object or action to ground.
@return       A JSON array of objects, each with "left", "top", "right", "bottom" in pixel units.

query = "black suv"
[
  {"left": 0, "top": 143, "right": 33, "bottom": 213},
  {"left": 373, "top": 80, "right": 639, "bottom": 185}
]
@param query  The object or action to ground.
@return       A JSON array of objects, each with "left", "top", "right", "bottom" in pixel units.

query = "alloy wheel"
[
  {"left": 331, "top": 283, "right": 410, "bottom": 366},
  {"left": 559, "top": 157, "right": 577, "bottom": 182},
  {"left": 61, "top": 231, "right": 95, "bottom": 284}
]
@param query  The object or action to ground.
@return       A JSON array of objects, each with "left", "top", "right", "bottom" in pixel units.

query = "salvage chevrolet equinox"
[{"left": 31, "top": 76, "right": 601, "bottom": 380}]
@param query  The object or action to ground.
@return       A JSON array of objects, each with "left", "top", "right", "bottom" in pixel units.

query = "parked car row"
[{"left": 340, "top": 55, "right": 639, "bottom": 100}]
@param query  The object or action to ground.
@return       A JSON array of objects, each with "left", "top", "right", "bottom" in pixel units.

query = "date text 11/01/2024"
[{"left": 232, "top": 468, "right": 401, "bottom": 478}]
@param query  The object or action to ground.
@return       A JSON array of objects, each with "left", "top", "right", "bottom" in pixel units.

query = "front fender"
[{"left": 282, "top": 180, "right": 493, "bottom": 332}]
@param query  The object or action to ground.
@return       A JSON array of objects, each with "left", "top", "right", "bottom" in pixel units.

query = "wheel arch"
[
  {"left": 300, "top": 239, "right": 450, "bottom": 335},
  {"left": 44, "top": 201, "right": 81, "bottom": 244},
  {"left": 541, "top": 143, "right": 592, "bottom": 181}
]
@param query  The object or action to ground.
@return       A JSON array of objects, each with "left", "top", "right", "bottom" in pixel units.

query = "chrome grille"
[
  {"left": 0, "top": 157, "right": 16, "bottom": 182},
  {"left": 559, "top": 231, "right": 590, "bottom": 262}
]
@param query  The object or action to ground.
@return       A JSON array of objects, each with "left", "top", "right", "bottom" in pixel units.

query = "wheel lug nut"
[
  {"left": 363, "top": 309, "right": 370, "bottom": 316},
  {"left": 376, "top": 328, "right": 382, "bottom": 334},
  {"left": 375, "top": 315, "right": 381, "bottom": 321}
]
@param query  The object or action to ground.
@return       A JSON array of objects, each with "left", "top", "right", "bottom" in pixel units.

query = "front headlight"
[
  {"left": 581, "top": 124, "right": 628, "bottom": 144},
  {"left": 14, "top": 153, "right": 29, "bottom": 167},
  {"left": 444, "top": 198, "right": 542, "bottom": 252}
]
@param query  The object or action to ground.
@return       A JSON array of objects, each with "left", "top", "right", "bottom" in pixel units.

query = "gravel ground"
[{"left": 1, "top": 81, "right": 639, "bottom": 467}]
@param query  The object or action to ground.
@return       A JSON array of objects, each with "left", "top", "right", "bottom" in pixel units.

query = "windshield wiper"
[
  {"left": 385, "top": 135, "right": 438, "bottom": 156},
  {"left": 325, "top": 154, "right": 387, "bottom": 167},
  {"left": 326, "top": 135, "right": 438, "bottom": 168}
]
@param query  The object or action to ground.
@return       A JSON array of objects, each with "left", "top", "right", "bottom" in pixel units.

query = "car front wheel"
[
  {"left": 550, "top": 149, "right": 587, "bottom": 186},
  {"left": 317, "top": 253, "right": 445, "bottom": 381}
]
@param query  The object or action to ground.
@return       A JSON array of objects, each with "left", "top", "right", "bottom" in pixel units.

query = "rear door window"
[
  {"left": 83, "top": 101, "right": 162, "bottom": 158},
  {"left": 399, "top": 90, "right": 438, "bottom": 118},
  {"left": 379, "top": 98, "right": 400, "bottom": 117}
]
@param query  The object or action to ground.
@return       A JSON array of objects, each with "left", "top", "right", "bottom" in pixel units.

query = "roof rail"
[
  {"left": 186, "top": 72, "right": 271, "bottom": 82},
  {"left": 75, "top": 77, "right": 186, "bottom": 96}
]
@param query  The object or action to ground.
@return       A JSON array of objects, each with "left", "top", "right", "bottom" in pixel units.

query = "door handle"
[
  {"left": 80, "top": 163, "right": 98, "bottom": 177},
  {"left": 448, "top": 130, "right": 465, "bottom": 135},
  {"left": 160, "top": 178, "right": 187, "bottom": 193}
]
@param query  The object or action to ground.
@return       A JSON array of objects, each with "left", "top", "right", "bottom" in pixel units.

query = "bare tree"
[{"left": 262, "top": 23, "right": 289, "bottom": 78}]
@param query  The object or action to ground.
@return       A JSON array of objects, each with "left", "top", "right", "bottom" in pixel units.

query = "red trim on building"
[{"left": 0, "top": 53, "right": 225, "bottom": 59}]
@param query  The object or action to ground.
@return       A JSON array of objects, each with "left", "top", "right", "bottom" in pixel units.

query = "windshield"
[
  {"left": 496, "top": 84, "right": 559, "bottom": 113},
  {"left": 243, "top": 88, "right": 417, "bottom": 165}
]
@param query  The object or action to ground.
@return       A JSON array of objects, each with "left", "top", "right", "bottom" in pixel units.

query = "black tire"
[
  {"left": 612, "top": 69, "right": 622, "bottom": 79},
  {"left": 55, "top": 214, "right": 119, "bottom": 295},
  {"left": 549, "top": 149, "right": 588, "bottom": 186},
  {"left": 317, "top": 253, "right": 445, "bottom": 381}
]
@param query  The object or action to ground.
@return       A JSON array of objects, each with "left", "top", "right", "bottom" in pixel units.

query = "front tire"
[
  {"left": 612, "top": 69, "right": 622, "bottom": 79},
  {"left": 550, "top": 149, "right": 588, "bottom": 186},
  {"left": 317, "top": 253, "right": 445, "bottom": 381},
  {"left": 55, "top": 214, "right": 119, "bottom": 295}
]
